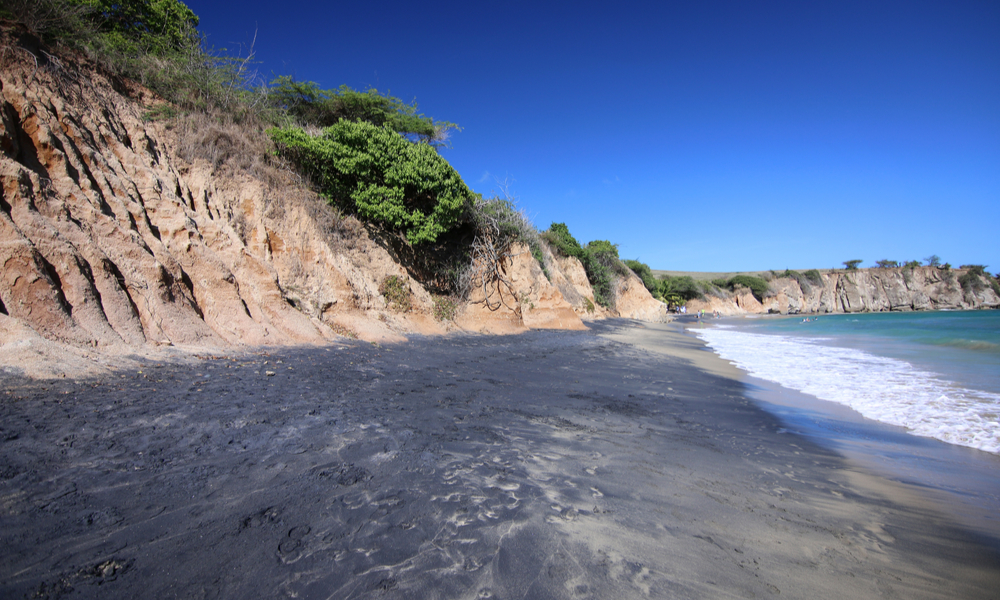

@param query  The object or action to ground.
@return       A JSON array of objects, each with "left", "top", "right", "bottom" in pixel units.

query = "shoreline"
[
  {"left": 676, "top": 314, "right": 1000, "bottom": 543},
  {"left": 2, "top": 320, "right": 998, "bottom": 597}
]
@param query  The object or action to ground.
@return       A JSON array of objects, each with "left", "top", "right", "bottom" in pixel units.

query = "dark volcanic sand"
[{"left": 1, "top": 320, "right": 998, "bottom": 599}]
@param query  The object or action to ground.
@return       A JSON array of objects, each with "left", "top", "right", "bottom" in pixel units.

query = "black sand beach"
[{"left": 1, "top": 320, "right": 998, "bottom": 599}]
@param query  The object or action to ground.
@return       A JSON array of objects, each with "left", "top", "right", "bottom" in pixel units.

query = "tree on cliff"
[
  {"left": 843, "top": 259, "right": 862, "bottom": 270},
  {"left": 924, "top": 255, "right": 941, "bottom": 267},
  {"left": 1, "top": 0, "right": 199, "bottom": 54},
  {"left": 268, "top": 77, "right": 458, "bottom": 146},
  {"left": 268, "top": 121, "right": 475, "bottom": 245},
  {"left": 73, "top": 0, "right": 200, "bottom": 55}
]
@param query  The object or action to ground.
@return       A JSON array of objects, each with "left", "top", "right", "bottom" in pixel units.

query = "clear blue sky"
[{"left": 185, "top": 0, "right": 999, "bottom": 273}]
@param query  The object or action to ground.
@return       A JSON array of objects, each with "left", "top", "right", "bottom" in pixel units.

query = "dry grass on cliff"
[{"left": 169, "top": 111, "right": 366, "bottom": 251}]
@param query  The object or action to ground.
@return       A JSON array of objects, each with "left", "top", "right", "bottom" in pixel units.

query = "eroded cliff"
[
  {"left": 688, "top": 267, "right": 1000, "bottom": 316},
  {"left": 0, "top": 32, "right": 666, "bottom": 376}
]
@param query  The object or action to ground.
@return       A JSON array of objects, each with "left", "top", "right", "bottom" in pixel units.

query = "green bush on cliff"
[
  {"left": 624, "top": 260, "right": 658, "bottom": 295},
  {"left": 775, "top": 269, "right": 822, "bottom": 292},
  {"left": 73, "top": 0, "right": 199, "bottom": 56},
  {"left": 2, "top": 0, "right": 200, "bottom": 61},
  {"left": 269, "top": 76, "right": 457, "bottom": 145},
  {"left": 1, "top": 0, "right": 91, "bottom": 40},
  {"left": 778, "top": 269, "right": 813, "bottom": 293},
  {"left": 581, "top": 241, "right": 627, "bottom": 308},
  {"left": 720, "top": 275, "right": 770, "bottom": 302},
  {"left": 541, "top": 223, "right": 584, "bottom": 259},
  {"left": 960, "top": 265, "right": 987, "bottom": 276},
  {"left": 803, "top": 269, "right": 823, "bottom": 285},
  {"left": 269, "top": 121, "right": 475, "bottom": 244},
  {"left": 657, "top": 275, "right": 701, "bottom": 303},
  {"left": 542, "top": 224, "right": 628, "bottom": 308},
  {"left": 958, "top": 265, "right": 989, "bottom": 294}
]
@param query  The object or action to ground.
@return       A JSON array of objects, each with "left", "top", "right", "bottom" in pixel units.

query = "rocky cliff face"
[
  {"left": 688, "top": 267, "right": 999, "bottom": 316},
  {"left": 0, "top": 34, "right": 665, "bottom": 374},
  {"left": 0, "top": 42, "right": 446, "bottom": 353}
]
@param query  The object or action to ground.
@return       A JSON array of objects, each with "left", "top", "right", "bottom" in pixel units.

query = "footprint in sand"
[{"left": 277, "top": 525, "right": 311, "bottom": 564}]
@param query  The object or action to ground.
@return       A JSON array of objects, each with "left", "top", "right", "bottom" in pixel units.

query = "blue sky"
[{"left": 185, "top": 0, "right": 999, "bottom": 273}]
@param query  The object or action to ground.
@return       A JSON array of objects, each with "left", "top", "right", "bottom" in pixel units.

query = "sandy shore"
[{"left": 1, "top": 320, "right": 998, "bottom": 598}]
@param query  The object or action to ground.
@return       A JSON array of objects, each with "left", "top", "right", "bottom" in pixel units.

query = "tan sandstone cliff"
[
  {"left": 688, "top": 267, "right": 999, "bottom": 316},
  {"left": 0, "top": 32, "right": 666, "bottom": 376}
]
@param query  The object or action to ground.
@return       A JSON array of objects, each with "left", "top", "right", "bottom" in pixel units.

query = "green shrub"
[
  {"left": 777, "top": 269, "right": 811, "bottom": 293},
  {"left": 724, "top": 275, "right": 770, "bottom": 301},
  {"left": 581, "top": 240, "right": 629, "bottom": 308},
  {"left": 268, "top": 77, "right": 457, "bottom": 145},
  {"left": 73, "top": 0, "right": 200, "bottom": 56},
  {"left": 432, "top": 295, "right": 458, "bottom": 321},
  {"left": 843, "top": 259, "right": 862, "bottom": 270},
  {"left": 958, "top": 266, "right": 989, "bottom": 294},
  {"left": 539, "top": 224, "right": 628, "bottom": 308},
  {"left": 776, "top": 269, "right": 823, "bottom": 293},
  {"left": 467, "top": 195, "right": 537, "bottom": 249},
  {"left": 1, "top": 0, "right": 93, "bottom": 41},
  {"left": 581, "top": 255, "right": 615, "bottom": 308},
  {"left": 379, "top": 275, "right": 411, "bottom": 311},
  {"left": 658, "top": 275, "right": 701, "bottom": 302},
  {"left": 541, "top": 223, "right": 584, "bottom": 259},
  {"left": 269, "top": 121, "right": 474, "bottom": 244},
  {"left": 623, "top": 259, "right": 658, "bottom": 294},
  {"left": 142, "top": 103, "right": 180, "bottom": 121}
]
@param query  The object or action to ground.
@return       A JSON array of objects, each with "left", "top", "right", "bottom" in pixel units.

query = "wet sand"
[{"left": 1, "top": 320, "right": 998, "bottom": 598}]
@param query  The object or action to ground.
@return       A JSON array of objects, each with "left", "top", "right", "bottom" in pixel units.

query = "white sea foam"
[{"left": 695, "top": 328, "right": 1000, "bottom": 454}]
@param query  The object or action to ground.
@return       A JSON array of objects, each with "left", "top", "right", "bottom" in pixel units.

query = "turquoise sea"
[
  {"left": 692, "top": 310, "right": 1000, "bottom": 535},
  {"left": 695, "top": 310, "right": 1000, "bottom": 454}
]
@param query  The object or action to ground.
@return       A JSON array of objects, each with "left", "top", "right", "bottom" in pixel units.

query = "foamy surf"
[{"left": 695, "top": 327, "right": 1000, "bottom": 454}]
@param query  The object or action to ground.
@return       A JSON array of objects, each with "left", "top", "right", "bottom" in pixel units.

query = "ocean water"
[{"left": 693, "top": 311, "right": 1000, "bottom": 455}]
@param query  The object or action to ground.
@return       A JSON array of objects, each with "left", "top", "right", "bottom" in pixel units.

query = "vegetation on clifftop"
[
  {"left": 542, "top": 224, "right": 631, "bottom": 308},
  {"left": 268, "top": 121, "right": 474, "bottom": 245}
]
